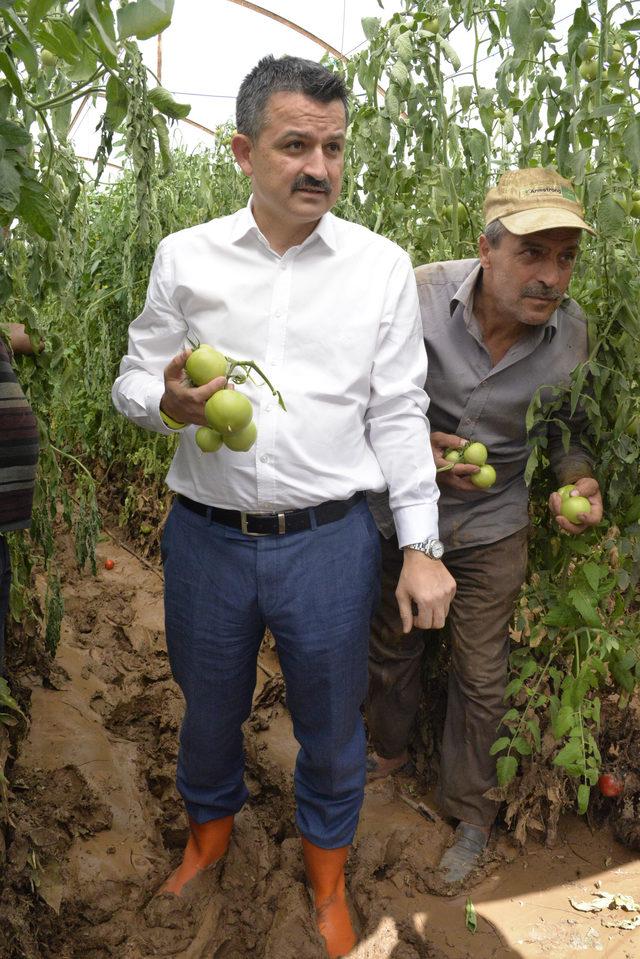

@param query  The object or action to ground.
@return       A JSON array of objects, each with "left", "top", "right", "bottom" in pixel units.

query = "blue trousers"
[
  {"left": 0, "top": 535, "right": 10, "bottom": 677},
  {"left": 161, "top": 497, "right": 381, "bottom": 849}
]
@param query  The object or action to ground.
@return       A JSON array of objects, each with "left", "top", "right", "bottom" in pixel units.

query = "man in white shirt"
[{"left": 112, "top": 54, "right": 454, "bottom": 958}]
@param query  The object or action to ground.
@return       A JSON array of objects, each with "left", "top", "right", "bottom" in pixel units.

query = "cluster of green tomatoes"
[
  {"left": 185, "top": 344, "right": 285, "bottom": 454},
  {"left": 442, "top": 441, "right": 496, "bottom": 489}
]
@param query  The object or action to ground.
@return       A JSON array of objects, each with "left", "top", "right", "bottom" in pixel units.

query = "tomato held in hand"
[
  {"left": 470, "top": 464, "right": 496, "bottom": 489},
  {"left": 223, "top": 421, "right": 257, "bottom": 452},
  {"left": 205, "top": 390, "right": 253, "bottom": 434},
  {"left": 560, "top": 495, "right": 591, "bottom": 524},
  {"left": 598, "top": 773, "right": 623, "bottom": 797},
  {"left": 185, "top": 345, "right": 227, "bottom": 385},
  {"left": 557, "top": 484, "right": 577, "bottom": 499},
  {"left": 463, "top": 442, "right": 488, "bottom": 466}
]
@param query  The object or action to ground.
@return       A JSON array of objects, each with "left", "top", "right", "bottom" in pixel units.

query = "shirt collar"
[
  {"left": 451, "top": 260, "right": 560, "bottom": 340},
  {"left": 230, "top": 196, "right": 337, "bottom": 254}
]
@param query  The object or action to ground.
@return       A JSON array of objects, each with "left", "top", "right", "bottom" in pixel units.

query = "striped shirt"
[{"left": 0, "top": 340, "right": 39, "bottom": 531}]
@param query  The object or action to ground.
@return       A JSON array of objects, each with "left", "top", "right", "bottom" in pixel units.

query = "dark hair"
[
  {"left": 483, "top": 218, "right": 508, "bottom": 247},
  {"left": 236, "top": 55, "right": 349, "bottom": 140}
]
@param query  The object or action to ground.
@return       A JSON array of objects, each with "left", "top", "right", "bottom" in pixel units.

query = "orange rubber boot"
[
  {"left": 160, "top": 815, "right": 234, "bottom": 896},
  {"left": 301, "top": 838, "right": 357, "bottom": 959}
]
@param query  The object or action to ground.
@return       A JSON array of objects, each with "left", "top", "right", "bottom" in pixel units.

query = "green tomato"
[
  {"left": 470, "top": 464, "right": 496, "bottom": 489},
  {"left": 444, "top": 448, "right": 464, "bottom": 463},
  {"left": 195, "top": 427, "right": 223, "bottom": 452},
  {"left": 223, "top": 421, "right": 257, "bottom": 452},
  {"left": 424, "top": 16, "right": 440, "bottom": 34},
  {"left": 607, "top": 43, "right": 623, "bottom": 65},
  {"left": 205, "top": 389, "right": 253, "bottom": 434},
  {"left": 557, "top": 484, "right": 577, "bottom": 499},
  {"left": 632, "top": 190, "right": 640, "bottom": 202},
  {"left": 463, "top": 442, "right": 488, "bottom": 466},
  {"left": 579, "top": 38, "right": 599, "bottom": 61},
  {"left": 41, "top": 49, "right": 58, "bottom": 67},
  {"left": 560, "top": 495, "right": 591, "bottom": 524},
  {"left": 579, "top": 60, "right": 598, "bottom": 81},
  {"left": 630, "top": 201, "right": 640, "bottom": 219},
  {"left": 185, "top": 345, "right": 227, "bottom": 386}
]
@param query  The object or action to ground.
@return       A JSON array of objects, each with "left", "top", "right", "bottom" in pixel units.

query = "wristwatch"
[{"left": 404, "top": 538, "right": 445, "bottom": 560}]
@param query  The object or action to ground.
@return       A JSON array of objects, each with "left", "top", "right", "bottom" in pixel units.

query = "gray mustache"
[
  {"left": 522, "top": 286, "right": 562, "bottom": 301},
  {"left": 293, "top": 176, "right": 331, "bottom": 193}
]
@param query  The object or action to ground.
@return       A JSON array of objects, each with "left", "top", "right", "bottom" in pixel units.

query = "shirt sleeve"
[
  {"left": 111, "top": 239, "right": 188, "bottom": 433},
  {"left": 547, "top": 389, "right": 594, "bottom": 484},
  {"left": 365, "top": 252, "right": 440, "bottom": 547}
]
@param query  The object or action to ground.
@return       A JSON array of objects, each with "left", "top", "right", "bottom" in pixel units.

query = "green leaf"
[
  {"left": 390, "top": 60, "right": 409, "bottom": 86},
  {"left": 552, "top": 705, "right": 574, "bottom": 738},
  {"left": 48, "top": 19, "right": 84, "bottom": 62},
  {"left": 497, "top": 754, "right": 518, "bottom": 786},
  {"left": 622, "top": 117, "right": 640, "bottom": 175},
  {"left": 505, "top": 0, "right": 532, "bottom": 54},
  {"left": 16, "top": 178, "right": 57, "bottom": 240},
  {"left": 82, "top": 0, "right": 117, "bottom": 59},
  {"left": 27, "top": 0, "right": 57, "bottom": 28},
  {"left": 361, "top": 16, "right": 381, "bottom": 40},
  {"left": 147, "top": 86, "right": 191, "bottom": 120},
  {"left": 577, "top": 782, "right": 590, "bottom": 815},
  {"left": 581, "top": 563, "right": 602, "bottom": 593},
  {"left": 504, "top": 677, "right": 523, "bottom": 699},
  {"left": 568, "top": 588, "right": 600, "bottom": 628},
  {"left": 151, "top": 112, "right": 172, "bottom": 176},
  {"left": 440, "top": 38, "right": 461, "bottom": 72},
  {"left": 0, "top": 50, "right": 23, "bottom": 97},
  {"left": 465, "top": 897, "right": 477, "bottom": 933},
  {"left": 598, "top": 194, "right": 625, "bottom": 236},
  {"left": 117, "top": 0, "right": 174, "bottom": 41},
  {"left": 104, "top": 74, "right": 128, "bottom": 129},
  {"left": 458, "top": 85, "right": 472, "bottom": 113},
  {"left": 0, "top": 117, "right": 31, "bottom": 147},
  {"left": 513, "top": 736, "right": 532, "bottom": 756},
  {"left": 394, "top": 33, "right": 413, "bottom": 64},
  {"left": 489, "top": 736, "right": 511, "bottom": 756},
  {"left": 384, "top": 84, "right": 400, "bottom": 121},
  {"left": 553, "top": 740, "right": 582, "bottom": 768}
]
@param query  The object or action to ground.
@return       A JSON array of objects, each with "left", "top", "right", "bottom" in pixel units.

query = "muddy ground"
[{"left": 1, "top": 528, "right": 639, "bottom": 959}]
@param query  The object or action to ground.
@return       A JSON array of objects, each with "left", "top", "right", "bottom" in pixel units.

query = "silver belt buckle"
[{"left": 240, "top": 511, "right": 287, "bottom": 535}]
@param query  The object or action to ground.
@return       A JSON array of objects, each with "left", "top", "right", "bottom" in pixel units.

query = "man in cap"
[{"left": 366, "top": 167, "right": 603, "bottom": 884}]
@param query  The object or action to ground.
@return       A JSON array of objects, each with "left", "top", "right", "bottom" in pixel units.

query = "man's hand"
[
  {"left": 549, "top": 477, "right": 603, "bottom": 535},
  {"left": 431, "top": 431, "right": 479, "bottom": 492},
  {"left": 160, "top": 349, "right": 227, "bottom": 427},
  {"left": 396, "top": 550, "right": 456, "bottom": 633}
]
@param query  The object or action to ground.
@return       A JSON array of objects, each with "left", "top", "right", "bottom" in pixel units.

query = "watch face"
[{"left": 430, "top": 540, "right": 445, "bottom": 559}]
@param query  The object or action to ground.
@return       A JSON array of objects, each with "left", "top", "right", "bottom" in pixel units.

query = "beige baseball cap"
[{"left": 484, "top": 167, "right": 596, "bottom": 236}]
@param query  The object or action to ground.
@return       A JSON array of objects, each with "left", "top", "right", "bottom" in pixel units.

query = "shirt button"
[
  {"left": 265, "top": 403, "right": 273, "bottom": 412},
  {"left": 260, "top": 454, "right": 269, "bottom": 463},
  {"left": 274, "top": 310, "right": 282, "bottom": 318}
]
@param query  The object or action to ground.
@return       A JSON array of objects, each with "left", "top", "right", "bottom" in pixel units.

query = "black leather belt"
[{"left": 177, "top": 491, "right": 364, "bottom": 536}]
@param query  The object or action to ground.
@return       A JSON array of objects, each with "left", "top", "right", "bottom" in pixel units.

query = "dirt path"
[{"left": 3, "top": 531, "right": 639, "bottom": 958}]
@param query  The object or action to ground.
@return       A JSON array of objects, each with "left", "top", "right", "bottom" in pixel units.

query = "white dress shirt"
[{"left": 112, "top": 201, "right": 439, "bottom": 546}]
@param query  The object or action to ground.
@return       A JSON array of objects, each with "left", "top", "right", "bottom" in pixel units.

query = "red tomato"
[
  {"left": 104, "top": 559, "right": 115, "bottom": 571},
  {"left": 598, "top": 773, "right": 623, "bottom": 797}
]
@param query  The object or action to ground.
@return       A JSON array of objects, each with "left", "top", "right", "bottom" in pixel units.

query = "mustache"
[
  {"left": 522, "top": 285, "right": 563, "bottom": 301},
  {"left": 293, "top": 175, "right": 331, "bottom": 193}
]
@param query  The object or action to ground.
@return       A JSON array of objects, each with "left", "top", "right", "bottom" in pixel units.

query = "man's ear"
[
  {"left": 478, "top": 233, "right": 492, "bottom": 269},
  {"left": 231, "top": 133, "right": 253, "bottom": 176}
]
